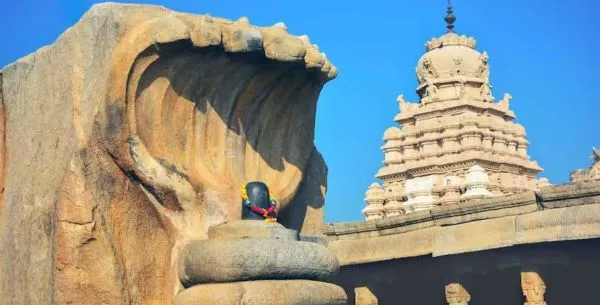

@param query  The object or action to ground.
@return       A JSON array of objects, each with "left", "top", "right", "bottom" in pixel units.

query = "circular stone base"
[
  {"left": 179, "top": 239, "right": 339, "bottom": 286},
  {"left": 173, "top": 280, "right": 347, "bottom": 305}
]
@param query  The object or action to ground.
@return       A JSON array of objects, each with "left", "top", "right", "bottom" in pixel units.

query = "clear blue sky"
[{"left": 1, "top": 0, "right": 599, "bottom": 223}]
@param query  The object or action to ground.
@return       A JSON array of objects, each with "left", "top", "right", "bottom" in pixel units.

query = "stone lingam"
[{"left": 174, "top": 182, "right": 347, "bottom": 305}]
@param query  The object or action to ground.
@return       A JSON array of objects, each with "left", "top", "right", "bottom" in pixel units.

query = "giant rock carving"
[{"left": 0, "top": 3, "right": 337, "bottom": 304}]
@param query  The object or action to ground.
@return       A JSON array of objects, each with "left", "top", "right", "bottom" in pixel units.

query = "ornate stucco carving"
[
  {"left": 570, "top": 147, "right": 600, "bottom": 182},
  {"left": 364, "top": 24, "right": 546, "bottom": 219}
]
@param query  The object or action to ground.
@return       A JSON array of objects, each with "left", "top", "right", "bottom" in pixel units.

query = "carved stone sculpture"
[
  {"left": 521, "top": 272, "right": 547, "bottom": 305},
  {"left": 355, "top": 287, "right": 378, "bottom": 305},
  {"left": 0, "top": 3, "right": 336, "bottom": 304},
  {"left": 366, "top": 17, "right": 545, "bottom": 219},
  {"left": 445, "top": 283, "right": 471, "bottom": 305},
  {"left": 363, "top": 183, "right": 385, "bottom": 220},
  {"left": 462, "top": 165, "right": 493, "bottom": 200},
  {"left": 570, "top": 147, "right": 600, "bottom": 182}
]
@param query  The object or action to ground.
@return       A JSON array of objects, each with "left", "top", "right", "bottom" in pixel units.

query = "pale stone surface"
[
  {"left": 363, "top": 25, "right": 546, "bottom": 219},
  {"left": 570, "top": 147, "right": 600, "bottom": 182},
  {"left": 433, "top": 216, "right": 516, "bottom": 257},
  {"left": 404, "top": 175, "right": 436, "bottom": 212},
  {"left": 0, "top": 3, "right": 336, "bottom": 304},
  {"left": 521, "top": 272, "right": 547, "bottom": 305},
  {"left": 178, "top": 239, "right": 339, "bottom": 286},
  {"left": 461, "top": 165, "right": 493, "bottom": 199},
  {"left": 539, "top": 180, "right": 600, "bottom": 208},
  {"left": 516, "top": 203, "right": 600, "bottom": 244},
  {"left": 432, "top": 191, "right": 538, "bottom": 226},
  {"left": 445, "top": 283, "right": 471, "bottom": 305},
  {"left": 328, "top": 227, "right": 435, "bottom": 265},
  {"left": 328, "top": 182, "right": 600, "bottom": 265},
  {"left": 173, "top": 280, "right": 347, "bottom": 305},
  {"left": 355, "top": 287, "right": 378, "bottom": 305},
  {"left": 363, "top": 183, "right": 385, "bottom": 220}
]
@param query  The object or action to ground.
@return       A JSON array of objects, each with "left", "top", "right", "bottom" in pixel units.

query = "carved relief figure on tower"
[
  {"left": 451, "top": 56, "right": 464, "bottom": 76},
  {"left": 498, "top": 93, "right": 512, "bottom": 111},
  {"left": 397, "top": 94, "right": 416, "bottom": 114},
  {"left": 422, "top": 56, "right": 438, "bottom": 79},
  {"left": 475, "top": 51, "right": 490, "bottom": 79},
  {"left": 570, "top": 147, "right": 600, "bottom": 182},
  {"left": 480, "top": 82, "right": 492, "bottom": 101}
]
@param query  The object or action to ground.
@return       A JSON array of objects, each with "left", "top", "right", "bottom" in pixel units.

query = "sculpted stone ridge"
[
  {"left": 327, "top": 182, "right": 600, "bottom": 266},
  {"left": 570, "top": 147, "right": 600, "bottom": 183},
  {"left": 329, "top": 181, "right": 600, "bottom": 239},
  {"left": 0, "top": 3, "right": 335, "bottom": 304},
  {"left": 363, "top": 25, "right": 547, "bottom": 220}
]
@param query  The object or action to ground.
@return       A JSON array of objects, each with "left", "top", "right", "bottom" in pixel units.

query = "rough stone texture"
[
  {"left": 178, "top": 238, "right": 339, "bottom": 286},
  {"left": 433, "top": 216, "right": 516, "bottom": 257},
  {"left": 521, "top": 272, "right": 547, "bottom": 305},
  {"left": 431, "top": 191, "right": 538, "bottom": 226},
  {"left": 538, "top": 180, "right": 600, "bottom": 208},
  {"left": 376, "top": 210, "right": 434, "bottom": 236},
  {"left": 207, "top": 220, "right": 298, "bottom": 240},
  {"left": 445, "top": 283, "right": 471, "bottom": 305},
  {"left": 354, "top": 287, "right": 378, "bottom": 305},
  {"left": 328, "top": 227, "right": 435, "bottom": 265},
  {"left": 516, "top": 203, "right": 600, "bottom": 244},
  {"left": 173, "top": 280, "right": 347, "bottom": 305},
  {"left": 0, "top": 3, "right": 336, "bottom": 304}
]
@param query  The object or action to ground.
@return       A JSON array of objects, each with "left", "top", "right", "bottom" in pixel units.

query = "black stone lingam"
[{"left": 241, "top": 181, "right": 278, "bottom": 221}]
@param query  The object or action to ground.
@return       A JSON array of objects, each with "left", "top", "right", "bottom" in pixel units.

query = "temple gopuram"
[{"left": 362, "top": 3, "right": 549, "bottom": 220}]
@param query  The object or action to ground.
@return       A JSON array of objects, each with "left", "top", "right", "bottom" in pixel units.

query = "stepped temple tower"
[{"left": 363, "top": 3, "right": 548, "bottom": 220}]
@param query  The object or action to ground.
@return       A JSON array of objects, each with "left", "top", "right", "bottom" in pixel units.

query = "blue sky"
[{"left": 1, "top": 0, "right": 599, "bottom": 223}]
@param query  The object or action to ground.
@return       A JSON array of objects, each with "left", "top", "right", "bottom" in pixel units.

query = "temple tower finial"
[{"left": 445, "top": 0, "right": 456, "bottom": 33}]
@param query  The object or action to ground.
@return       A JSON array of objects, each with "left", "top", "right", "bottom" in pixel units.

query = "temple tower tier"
[{"left": 363, "top": 6, "right": 548, "bottom": 219}]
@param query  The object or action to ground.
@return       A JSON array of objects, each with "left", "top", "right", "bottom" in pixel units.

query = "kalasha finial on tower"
[{"left": 445, "top": 0, "right": 456, "bottom": 33}]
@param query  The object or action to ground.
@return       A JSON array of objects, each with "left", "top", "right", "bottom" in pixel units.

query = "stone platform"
[{"left": 175, "top": 220, "right": 347, "bottom": 305}]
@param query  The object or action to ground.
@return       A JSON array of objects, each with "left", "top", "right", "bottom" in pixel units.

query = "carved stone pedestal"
[
  {"left": 521, "top": 272, "right": 547, "bottom": 305},
  {"left": 175, "top": 220, "right": 347, "bottom": 305},
  {"left": 445, "top": 283, "right": 471, "bottom": 305}
]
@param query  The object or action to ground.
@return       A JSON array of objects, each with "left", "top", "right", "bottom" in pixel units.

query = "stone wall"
[
  {"left": 327, "top": 181, "right": 600, "bottom": 265},
  {"left": 328, "top": 180, "right": 600, "bottom": 305}
]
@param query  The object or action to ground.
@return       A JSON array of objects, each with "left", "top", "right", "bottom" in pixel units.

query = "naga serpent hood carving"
[{"left": 0, "top": 4, "right": 335, "bottom": 304}]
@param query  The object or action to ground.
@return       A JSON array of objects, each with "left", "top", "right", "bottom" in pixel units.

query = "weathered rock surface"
[
  {"left": 178, "top": 238, "right": 340, "bottom": 286},
  {"left": 207, "top": 220, "right": 299, "bottom": 240},
  {"left": 173, "top": 280, "right": 348, "bottom": 305},
  {"left": 0, "top": 3, "right": 336, "bottom": 304}
]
